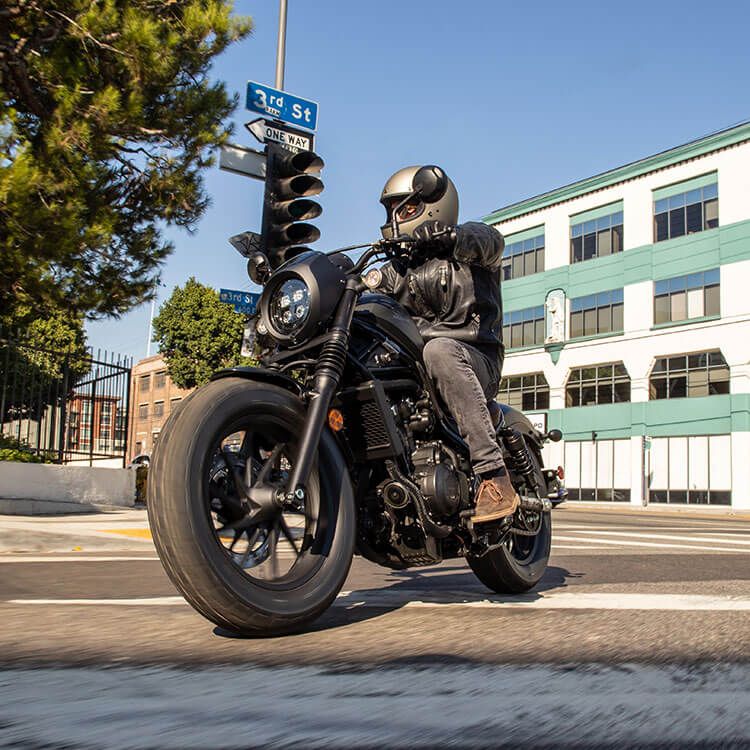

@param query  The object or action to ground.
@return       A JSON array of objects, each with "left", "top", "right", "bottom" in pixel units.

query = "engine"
[{"left": 411, "top": 441, "right": 469, "bottom": 519}]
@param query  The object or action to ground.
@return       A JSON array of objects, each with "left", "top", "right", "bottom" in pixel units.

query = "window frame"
[
  {"left": 653, "top": 268, "right": 720, "bottom": 325},
  {"left": 565, "top": 361, "right": 631, "bottom": 407},
  {"left": 502, "top": 231, "right": 545, "bottom": 281},
  {"left": 498, "top": 372, "right": 550, "bottom": 411},
  {"left": 649, "top": 350, "right": 729, "bottom": 400},
  {"left": 502, "top": 305, "right": 545, "bottom": 349},
  {"left": 570, "top": 209, "right": 624, "bottom": 264},
  {"left": 653, "top": 181, "right": 718, "bottom": 242},
  {"left": 569, "top": 288, "right": 624, "bottom": 339}
]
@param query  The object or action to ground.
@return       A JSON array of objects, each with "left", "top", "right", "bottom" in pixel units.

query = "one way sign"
[{"left": 245, "top": 118, "right": 314, "bottom": 154}]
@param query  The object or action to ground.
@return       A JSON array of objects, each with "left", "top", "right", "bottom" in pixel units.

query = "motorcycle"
[{"left": 147, "top": 166, "right": 565, "bottom": 635}]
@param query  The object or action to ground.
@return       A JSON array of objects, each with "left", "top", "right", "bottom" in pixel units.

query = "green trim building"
[{"left": 486, "top": 122, "right": 750, "bottom": 508}]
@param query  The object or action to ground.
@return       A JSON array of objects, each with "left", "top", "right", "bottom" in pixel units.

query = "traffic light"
[{"left": 261, "top": 142, "right": 324, "bottom": 268}]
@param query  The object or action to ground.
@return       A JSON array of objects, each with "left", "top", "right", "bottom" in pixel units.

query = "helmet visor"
[{"left": 383, "top": 196, "right": 424, "bottom": 224}]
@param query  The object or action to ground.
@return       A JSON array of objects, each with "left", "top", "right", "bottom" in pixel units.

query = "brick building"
[{"left": 127, "top": 354, "right": 192, "bottom": 460}]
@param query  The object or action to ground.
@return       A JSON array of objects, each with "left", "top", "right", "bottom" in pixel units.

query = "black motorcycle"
[{"left": 148, "top": 167, "right": 564, "bottom": 636}]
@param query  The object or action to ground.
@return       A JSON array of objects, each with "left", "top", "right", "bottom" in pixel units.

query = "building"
[
  {"left": 485, "top": 122, "right": 750, "bottom": 510},
  {"left": 127, "top": 354, "right": 192, "bottom": 460},
  {"left": 65, "top": 393, "right": 127, "bottom": 461}
]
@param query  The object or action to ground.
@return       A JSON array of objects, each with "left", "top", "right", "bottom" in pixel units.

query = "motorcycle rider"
[{"left": 377, "top": 165, "right": 520, "bottom": 523}]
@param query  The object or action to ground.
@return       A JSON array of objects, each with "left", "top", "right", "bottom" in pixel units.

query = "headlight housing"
[
  {"left": 258, "top": 251, "right": 347, "bottom": 346},
  {"left": 269, "top": 279, "right": 311, "bottom": 334}
]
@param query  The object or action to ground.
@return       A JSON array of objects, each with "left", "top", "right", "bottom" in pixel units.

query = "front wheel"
[
  {"left": 147, "top": 377, "right": 355, "bottom": 636},
  {"left": 467, "top": 442, "right": 551, "bottom": 594}
]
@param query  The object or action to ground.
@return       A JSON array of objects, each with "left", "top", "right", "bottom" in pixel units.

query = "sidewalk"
[
  {"left": 557, "top": 502, "right": 750, "bottom": 522},
  {"left": 0, "top": 508, "right": 154, "bottom": 553}
]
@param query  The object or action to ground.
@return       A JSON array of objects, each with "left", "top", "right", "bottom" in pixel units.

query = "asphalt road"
[{"left": 2, "top": 505, "right": 750, "bottom": 748}]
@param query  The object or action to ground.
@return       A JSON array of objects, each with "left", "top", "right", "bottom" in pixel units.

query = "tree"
[
  {"left": 0, "top": 1, "right": 252, "bottom": 322},
  {"left": 152, "top": 277, "right": 248, "bottom": 389}
]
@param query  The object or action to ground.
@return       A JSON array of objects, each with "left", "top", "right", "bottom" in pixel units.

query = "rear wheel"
[
  {"left": 147, "top": 377, "right": 355, "bottom": 635},
  {"left": 468, "top": 441, "right": 551, "bottom": 594}
]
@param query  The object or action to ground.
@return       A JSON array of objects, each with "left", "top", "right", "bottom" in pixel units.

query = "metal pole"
[
  {"left": 275, "top": 0, "right": 288, "bottom": 89},
  {"left": 146, "top": 298, "right": 156, "bottom": 358}
]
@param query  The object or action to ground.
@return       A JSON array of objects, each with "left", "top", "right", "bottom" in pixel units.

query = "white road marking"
[
  {"left": 563, "top": 529, "right": 750, "bottom": 546},
  {"left": 0, "top": 556, "right": 160, "bottom": 563},
  {"left": 9, "top": 591, "right": 750, "bottom": 611},
  {"left": 552, "top": 535, "right": 750, "bottom": 552}
]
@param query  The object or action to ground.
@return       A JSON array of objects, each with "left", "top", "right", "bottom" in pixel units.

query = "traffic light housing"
[{"left": 261, "top": 143, "right": 324, "bottom": 268}]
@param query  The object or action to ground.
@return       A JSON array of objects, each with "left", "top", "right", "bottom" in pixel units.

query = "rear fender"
[{"left": 499, "top": 404, "right": 544, "bottom": 450}]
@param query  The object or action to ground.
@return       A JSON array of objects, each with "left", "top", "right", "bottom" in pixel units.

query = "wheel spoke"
[
  {"left": 256, "top": 443, "right": 284, "bottom": 485},
  {"left": 279, "top": 516, "right": 300, "bottom": 556},
  {"left": 240, "top": 431, "right": 255, "bottom": 488},
  {"left": 268, "top": 521, "right": 279, "bottom": 578}
]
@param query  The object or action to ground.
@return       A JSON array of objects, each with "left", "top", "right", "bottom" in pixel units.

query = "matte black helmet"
[{"left": 379, "top": 165, "right": 459, "bottom": 240}]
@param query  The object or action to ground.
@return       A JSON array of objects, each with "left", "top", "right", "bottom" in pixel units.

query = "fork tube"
[{"left": 285, "top": 280, "right": 360, "bottom": 504}]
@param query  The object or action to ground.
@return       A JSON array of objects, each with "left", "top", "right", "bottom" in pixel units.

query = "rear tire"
[
  {"left": 468, "top": 443, "right": 551, "bottom": 594},
  {"left": 147, "top": 377, "right": 355, "bottom": 636}
]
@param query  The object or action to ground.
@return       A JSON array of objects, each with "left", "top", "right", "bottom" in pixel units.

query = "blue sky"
[{"left": 86, "top": 0, "right": 750, "bottom": 360}]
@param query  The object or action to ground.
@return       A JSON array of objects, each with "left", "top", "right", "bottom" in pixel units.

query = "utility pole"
[{"left": 275, "top": 0, "right": 288, "bottom": 89}]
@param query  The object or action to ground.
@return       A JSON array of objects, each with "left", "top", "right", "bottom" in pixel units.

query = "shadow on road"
[{"left": 214, "top": 564, "right": 583, "bottom": 639}]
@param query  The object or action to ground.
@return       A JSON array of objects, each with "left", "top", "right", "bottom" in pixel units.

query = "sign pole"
[{"left": 275, "top": 0, "right": 288, "bottom": 89}]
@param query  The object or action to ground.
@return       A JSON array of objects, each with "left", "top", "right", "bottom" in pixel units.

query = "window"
[
  {"left": 139, "top": 374, "right": 150, "bottom": 393},
  {"left": 79, "top": 399, "right": 92, "bottom": 449},
  {"left": 654, "top": 180, "right": 718, "bottom": 242},
  {"left": 566, "top": 362, "right": 630, "bottom": 407},
  {"left": 648, "top": 435, "right": 731, "bottom": 505},
  {"left": 649, "top": 350, "right": 729, "bottom": 399},
  {"left": 498, "top": 373, "right": 550, "bottom": 411},
  {"left": 135, "top": 441, "right": 143, "bottom": 455},
  {"left": 138, "top": 403, "right": 149, "bottom": 420},
  {"left": 170, "top": 397, "right": 182, "bottom": 412},
  {"left": 502, "top": 306, "right": 545, "bottom": 348},
  {"left": 563, "top": 439, "right": 631, "bottom": 502},
  {"left": 153, "top": 371, "right": 166, "bottom": 389},
  {"left": 570, "top": 208, "right": 623, "bottom": 263},
  {"left": 114, "top": 407, "right": 126, "bottom": 450},
  {"left": 502, "top": 230, "right": 545, "bottom": 281},
  {"left": 654, "top": 269, "right": 719, "bottom": 324},
  {"left": 569, "top": 289, "right": 623, "bottom": 339},
  {"left": 153, "top": 401, "right": 164, "bottom": 418}
]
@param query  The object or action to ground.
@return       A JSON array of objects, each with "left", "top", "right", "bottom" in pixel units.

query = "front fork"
[{"left": 283, "top": 279, "right": 361, "bottom": 504}]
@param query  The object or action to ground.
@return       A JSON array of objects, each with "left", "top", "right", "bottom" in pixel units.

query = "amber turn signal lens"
[{"left": 328, "top": 408, "right": 344, "bottom": 432}]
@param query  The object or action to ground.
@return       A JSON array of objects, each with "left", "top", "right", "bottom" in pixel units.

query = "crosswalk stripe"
[
  {"left": 9, "top": 591, "right": 750, "bottom": 611},
  {"left": 560, "top": 529, "right": 750, "bottom": 546},
  {"left": 552, "top": 535, "right": 750, "bottom": 552}
]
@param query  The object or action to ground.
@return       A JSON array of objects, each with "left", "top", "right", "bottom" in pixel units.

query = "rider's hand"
[{"left": 412, "top": 220, "right": 456, "bottom": 256}]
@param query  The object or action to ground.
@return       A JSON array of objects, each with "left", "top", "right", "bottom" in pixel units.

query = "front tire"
[
  {"left": 468, "top": 443, "right": 551, "bottom": 594},
  {"left": 147, "top": 377, "right": 355, "bottom": 636}
]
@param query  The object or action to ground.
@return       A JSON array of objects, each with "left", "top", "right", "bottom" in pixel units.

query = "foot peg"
[{"left": 519, "top": 495, "right": 552, "bottom": 513}]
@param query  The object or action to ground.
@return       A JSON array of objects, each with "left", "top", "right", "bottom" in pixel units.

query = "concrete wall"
[{"left": 0, "top": 462, "right": 135, "bottom": 514}]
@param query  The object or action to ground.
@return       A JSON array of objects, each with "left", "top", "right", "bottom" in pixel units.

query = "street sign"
[
  {"left": 219, "top": 289, "right": 260, "bottom": 315},
  {"left": 246, "top": 81, "right": 318, "bottom": 131},
  {"left": 219, "top": 143, "right": 266, "bottom": 180},
  {"left": 245, "top": 118, "right": 314, "bottom": 154}
]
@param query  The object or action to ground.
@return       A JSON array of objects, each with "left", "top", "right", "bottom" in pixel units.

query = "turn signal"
[{"left": 328, "top": 408, "right": 344, "bottom": 432}]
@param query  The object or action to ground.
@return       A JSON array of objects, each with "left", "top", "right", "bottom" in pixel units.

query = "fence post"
[
  {"left": 123, "top": 359, "right": 132, "bottom": 467},
  {"left": 57, "top": 353, "right": 70, "bottom": 464}
]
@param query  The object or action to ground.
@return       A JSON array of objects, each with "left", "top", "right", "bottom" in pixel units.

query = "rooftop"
[{"left": 483, "top": 120, "right": 750, "bottom": 225}]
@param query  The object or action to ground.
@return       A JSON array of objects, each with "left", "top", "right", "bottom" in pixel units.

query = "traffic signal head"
[{"left": 261, "top": 144, "right": 324, "bottom": 268}]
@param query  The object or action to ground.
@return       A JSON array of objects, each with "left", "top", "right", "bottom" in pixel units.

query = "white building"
[{"left": 484, "top": 122, "right": 750, "bottom": 509}]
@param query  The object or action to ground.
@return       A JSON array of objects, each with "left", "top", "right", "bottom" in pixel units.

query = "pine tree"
[{"left": 0, "top": 1, "right": 252, "bottom": 321}]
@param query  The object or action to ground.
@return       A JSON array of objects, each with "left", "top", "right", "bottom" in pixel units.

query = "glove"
[{"left": 412, "top": 220, "right": 456, "bottom": 256}]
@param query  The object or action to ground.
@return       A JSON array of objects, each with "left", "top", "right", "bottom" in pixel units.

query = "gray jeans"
[{"left": 422, "top": 337, "right": 505, "bottom": 476}]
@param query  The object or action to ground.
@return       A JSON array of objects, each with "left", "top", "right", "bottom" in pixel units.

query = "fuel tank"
[{"left": 353, "top": 292, "right": 423, "bottom": 358}]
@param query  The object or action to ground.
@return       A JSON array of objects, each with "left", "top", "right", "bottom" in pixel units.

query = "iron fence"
[{"left": 0, "top": 326, "right": 132, "bottom": 466}]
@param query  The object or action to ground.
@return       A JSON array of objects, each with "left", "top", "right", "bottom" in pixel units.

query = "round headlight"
[{"left": 269, "top": 278, "right": 310, "bottom": 335}]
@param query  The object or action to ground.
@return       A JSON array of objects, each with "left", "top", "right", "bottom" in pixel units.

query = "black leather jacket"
[{"left": 378, "top": 221, "right": 505, "bottom": 369}]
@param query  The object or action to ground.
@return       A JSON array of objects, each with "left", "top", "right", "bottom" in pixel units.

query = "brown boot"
[{"left": 473, "top": 470, "right": 520, "bottom": 524}]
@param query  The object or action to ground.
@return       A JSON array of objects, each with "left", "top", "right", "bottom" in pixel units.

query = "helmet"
[{"left": 379, "top": 165, "right": 459, "bottom": 240}]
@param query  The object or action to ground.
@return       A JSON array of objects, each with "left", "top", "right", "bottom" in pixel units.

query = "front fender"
[{"left": 210, "top": 366, "right": 303, "bottom": 396}]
